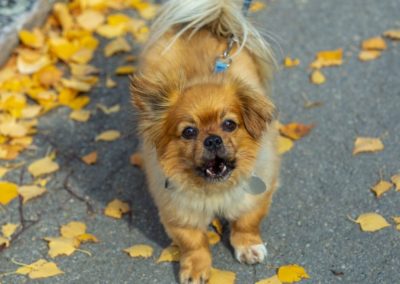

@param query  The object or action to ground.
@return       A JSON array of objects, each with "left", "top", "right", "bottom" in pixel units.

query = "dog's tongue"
[{"left": 205, "top": 158, "right": 227, "bottom": 177}]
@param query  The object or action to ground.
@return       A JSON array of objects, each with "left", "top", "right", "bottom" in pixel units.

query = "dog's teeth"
[{"left": 206, "top": 169, "right": 214, "bottom": 176}]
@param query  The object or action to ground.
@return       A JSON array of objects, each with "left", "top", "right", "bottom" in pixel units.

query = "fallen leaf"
[
  {"left": 310, "top": 49, "right": 343, "bottom": 69},
  {"left": 61, "top": 78, "right": 92, "bottom": 92},
  {"left": 16, "top": 259, "right": 64, "bottom": 279},
  {"left": 95, "top": 130, "right": 121, "bottom": 141},
  {"left": 70, "top": 63, "right": 99, "bottom": 77},
  {"left": 0, "top": 236, "right": 9, "bottom": 247},
  {"left": 81, "top": 151, "right": 98, "bottom": 165},
  {"left": 277, "top": 264, "right": 310, "bottom": 283},
  {"left": 0, "top": 167, "right": 9, "bottom": 178},
  {"left": 60, "top": 221, "right": 86, "bottom": 239},
  {"left": 277, "top": 136, "right": 294, "bottom": 155},
  {"left": 209, "top": 268, "right": 236, "bottom": 284},
  {"left": 2, "top": 223, "right": 18, "bottom": 238},
  {"left": 104, "top": 199, "right": 130, "bottom": 219},
  {"left": 355, "top": 213, "right": 390, "bottom": 232},
  {"left": 371, "top": 180, "right": 393, "bottom": 198},
  {"left": 310, "top": 70, "right": 326, "bottom": 85},
  {"left": 70, "top": 109, "right": 91, "bottom": 122},
  {"left": 392, "top": 216, "right": 400, "bottom": 224},
  {"left": 19, "top": 29, "right": 45, "bottom": 49},
  {"left": 77, "top": 10, "right": 105, "bottom": 31},
  {"left": 207, "top": 231, "right": 221, "bottom": 245},
  {"left": 0, "top": 181, "right": 18, "bottom": 205},
  {"left": 280, "top": 123, "right": 314, "bottom": 140},
  {"left": 96, "top": 24, "right": 126, "bottom": 38},
  {"left": 104, "top": 37, "right": 131, "bottom": 57},
  {"left": 358, "top": 50, "right": 381, "bottom": 61},
  {"left": 18, "top": 185, "right": 47, "bottom": 203},
  {"left": 211, "top": 219, "right": 223, "bottom": 235},
  {"left": 76, "top": 233, "right": 99, "bottom": 243},
  {"left": 53, "top": 2, "right": 74, "bottom": 31},
  {"left": 255, "top": 275, "right": 282, "bottom": 284},
  {"left": 157, "top": 244, "right": 180, "bottom": 263},
  {"left": 390, "top": 174, "right": 400, "bottom": 191},
  {"left": 28, "top": 156, "right": 59, "bottom": 177},
  {"left": 352, "top": 137, "right": 384, "bottom": 155},
  {"left": 250, "top": 1, "right": 266, "bottom": 12},
  {"left": 124, "top": 244, "right": 154, "bottom": 258},
  {"left": 383, "top": 29, "right": 400, "bottom": 40},
  {"left": 130, "top": 152, "right": 143, "bottom": 168},
  {"left": 361, "top": 37, "right": 387, "bottom": 51},
  {"left": 0, "top": 119, "right": 28, "bottom": 138},
  {"left": 106, "top": 77, "right": 117, "bottom": 88},
  {"left": 283, "top": 57, "right": 300, "bottom": 68},
  {"left": 17, "top": 54, "right": 51, "bottom": 75},
  {"left": 115, "top": 65, "right": 135, "bottom": 75},
  {"left": 97, "top": 104, "right": 120, "bottom": 114},
  {"left": 44, "top": 237, "right": 79, "bottom": 257}
]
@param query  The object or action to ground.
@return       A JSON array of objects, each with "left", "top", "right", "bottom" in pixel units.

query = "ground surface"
[{"left": 1, "top": 0, "right": 400, "bottom": 283}]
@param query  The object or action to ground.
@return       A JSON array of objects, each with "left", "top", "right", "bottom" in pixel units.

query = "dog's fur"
[{"left": 131, "top": 1, "right": 280, "bottom": 283}]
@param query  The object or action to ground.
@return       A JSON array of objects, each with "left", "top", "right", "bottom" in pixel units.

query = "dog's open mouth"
[{"left": 198, "top": 156, "right": 235, "bottom": 181}]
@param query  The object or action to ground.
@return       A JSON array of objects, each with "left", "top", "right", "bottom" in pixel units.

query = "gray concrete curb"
[{"left": 0, "top": 0, "right": 64, "bottom": 67}]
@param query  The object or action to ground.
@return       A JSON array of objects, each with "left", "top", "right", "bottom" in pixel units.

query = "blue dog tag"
[{"left": 214, "top": 58, "right": 231, "bottom": 73}]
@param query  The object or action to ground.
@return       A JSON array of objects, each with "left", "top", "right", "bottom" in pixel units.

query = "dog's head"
[{"left": 132, "top": 75, "right": 275, "bottom": 188}]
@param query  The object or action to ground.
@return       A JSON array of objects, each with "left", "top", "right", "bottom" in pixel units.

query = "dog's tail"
[{"left": 146, "top": 0, "right": 274, "bottom": 75}]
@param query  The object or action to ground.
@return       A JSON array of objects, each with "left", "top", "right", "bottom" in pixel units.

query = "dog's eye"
[
  {"left": 222, "top": 120, "right": 237, "bottom": 132},
  {"left": 182, "top": 127, "right": 198, "bottom": 139}
]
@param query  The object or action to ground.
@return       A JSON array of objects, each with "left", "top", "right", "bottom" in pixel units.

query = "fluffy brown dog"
[{"left": 131, "top": 0, "right": 280, "bottom": 283}]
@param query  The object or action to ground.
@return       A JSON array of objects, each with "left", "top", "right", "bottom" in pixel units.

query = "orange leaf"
[
  {"left": 361, "top": 37, "right": 387, "bottom": 51},
  {"left": 283, "top": 57, "right": 300, "bottom": 68},
  {"left": 279, "top": 123, "right": 314, "bottom": 140},
  {"left": 130, "top": 153, "right": 143, "bottom": 168},
  {"left": 277, "top": 264, "right": 310, "bottom": 283},
  {"left": 310, "top": 49, "right": 343, "bottom": 69},
  {"left": 81, "top": 151, "right": 98, "bottom": 165},
  {"left": 383, "top": 29, "right": 400, "bottom": 40}
]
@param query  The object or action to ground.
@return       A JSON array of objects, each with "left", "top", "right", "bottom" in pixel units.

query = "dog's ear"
[{"left": 237, "top": 86, "right": 275, "bottom": 140}]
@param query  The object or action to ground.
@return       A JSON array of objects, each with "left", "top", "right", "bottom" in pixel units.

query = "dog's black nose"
[{"left": 204, "top": 135, "right": 223, "bottom": 151}]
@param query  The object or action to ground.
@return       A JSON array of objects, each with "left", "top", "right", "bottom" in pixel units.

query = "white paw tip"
[{"left": 234, "top": 243, "right": 268, "bottom": 264}]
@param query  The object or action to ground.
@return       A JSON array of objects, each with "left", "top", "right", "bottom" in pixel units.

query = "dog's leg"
[
  {"left": 230, "top": 189, "right": 274, "bottom": 264},
  {"left": 164, "top": 223, "right": 211, "bottom": 284}
]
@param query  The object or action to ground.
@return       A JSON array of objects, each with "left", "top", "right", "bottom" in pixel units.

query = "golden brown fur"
[{"left": 131, "top": 2, "right": 280, "bottom": 283}]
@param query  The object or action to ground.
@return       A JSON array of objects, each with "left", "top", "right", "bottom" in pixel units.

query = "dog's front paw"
[
  {"left": 233, "top": 243, "right": 267, "bottom": 264},
  {"left": 179, "top": 249, "right": 211, "bottom": 284}
]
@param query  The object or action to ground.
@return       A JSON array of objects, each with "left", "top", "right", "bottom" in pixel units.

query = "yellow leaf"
[
  {"left": 211, "top": 219, "right": 223, "bottom": 235},
  {"left": 104, "top": 37, "right": 131, "bottom": 57},
  {"left": 2, "top": 223, "right": 18, "bottom": 238},
  {"left": 157, "top": 244, "right": 180, "bottom": 263},
  {"left": 355, "top": 213, "right": 390, "bottom": 232},
  {"left": 283, "top": 57, "right": 300, "bottom": 68},
  {"left": 115, "top": 65, "right": 135, "bottom": 75},
  {"left": 383, "top": 29, "right": 400, "bottom": 40},
  {"left": 60, "top": 221, "right": 87, "bottom": 238},
  {"left": 49, "top": 38, "right": 78, "bottom": 61},
  {"left": 209, "top": 268, "right": 236, "bottom": 284},
  {"left": 97, "top": 104, "right": 120, "bottom": 114},
  {"left": 124, "top": 244, "right": 154, "bottom": 258},
  {"left": 256, "top": 275, "right": 282, "bottom": 284},
  {"left": 371, "top": 180, "right": 393, "bottom": 198},
  {"left": 250, "top": 1, "right": 266, "bottom": 13},
  {"left": 70, "top": 48, "right": 95, "bottom": 64},
  {"left": 391, "top": 174, "right": 400, "bottom": 191},
  {"left": 16, "top": 259, "right": 64, "bottom": 279},
  {"left": 310, "top": 70, "right": 326, "bottom": 85},
  {"left": 70, "top": 63, "right": 99, "bottom": 77},
  {"left": 352, "top": 137, "right": 384, "bottom": 155},
  {"left": 207, "top": 231, "right": 221, "bottom": 245},
  {"left": 392, "top": 216, "right": 400, "bottom": 224},
  {"left": 18, "top": 185, "right": 47, "bottom": 203},
  {"left": 67, "top": 96, "right": 91, "bottom": 110},
  {"left": 28, "top": 156, "right": 59, "bottom": 177},
  {"left": 21, "top": 105, "right": 42, "bottom": 119},
  {"left": 95, "top": 130, "right": 121, "bottom": 142},
  {"left": 0, "top": 181, "right": 18, "bottom": 205},
  {"left": 0, "top": 119, "right": 28, "bottom": 138},
  {"left": 81, "top": 151, "right": 98, "bottom": 165},
  {"left": 70, "top": 109, "right": 91, "bottom": 122},
  {"left": 277, "top": 264, "right": 310, "bottom": 283},
  {"left": 277, "top": 135, "right": 294, "bottom": 155},
  {"left": 107, "top": 13, "right": 132, "bottom": 26},
  {"left": 310, "top": 49, "right": 343, "bottom": 69},
  {"left": 61, "top": 78, "right": 92, "bottom": 92},
  {"left": 136, "top": 4, "right": 158, "bottom": 20},
  {"left": 77, "top": 10, "right": 105, "bottom": 31},
  {"left": 19, "top": 29, "right": 45, "bottom": 49},
  {"left": 96, "top": 24, "right": 126, "bottom": 38},
  {"left": 361, "top": 37, "right": 387, "bottom": 51},
  {"left": 358, "top": 50, "right": 381, "bottom": 61},
  {"left": 279, "top": 123, "right": 314, "bottom": 141},
  {"left": 17, "top": 54, "right": 51, "bottom": 75},
  {"left": 45, "top": 237, "right": 79, "bottom": 257},
  {"left": 53, "top": 3, "right": 74, "bottom": 32},
  {"left": 106, "top": 77, "right": 117, "bottom": 88},
  {"left": 0, "top": 236, "right": 9, "bottom": 247},
  {"left": 104, "top": 199, "right": 130, "bottom": 219},
  {"left": 0, "top": 167, "right": 9, "bottom": 178},
  {"left": 76, "top": 233, "right": 99, "bottom": 243}
]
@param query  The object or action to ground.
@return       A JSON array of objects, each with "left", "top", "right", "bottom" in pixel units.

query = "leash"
[{"left": 213, "top": 0, "right": 253, "bottom": 73}]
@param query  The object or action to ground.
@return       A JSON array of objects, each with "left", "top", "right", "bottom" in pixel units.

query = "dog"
[{"left": 131, "top": 0, "right": 280, "bottom": 283}]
